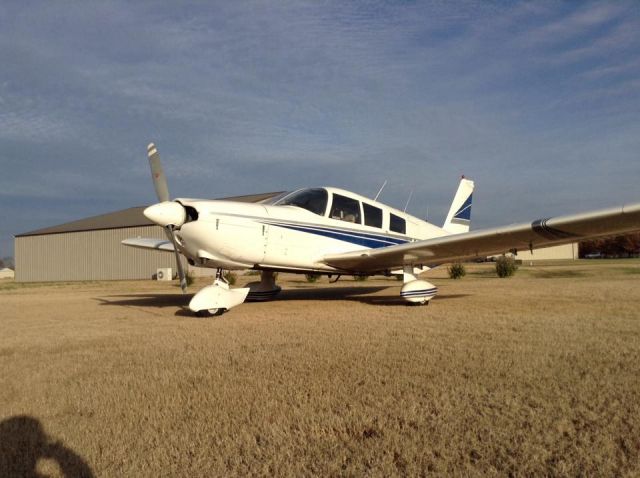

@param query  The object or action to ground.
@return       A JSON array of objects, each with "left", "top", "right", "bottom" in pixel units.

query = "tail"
[{"left": 443, "top": 177, "right": 474, "bottom": 234}]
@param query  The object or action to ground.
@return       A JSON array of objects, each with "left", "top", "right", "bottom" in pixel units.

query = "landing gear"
[
  {"left": 400, "top": 265, "right": 437, "bottom": 305},
  {"left": 245, "top": 270, "right": 281, "bottom": 302},
  {"left": 189, "top": 268, "right": 250, "bottom": 317}
]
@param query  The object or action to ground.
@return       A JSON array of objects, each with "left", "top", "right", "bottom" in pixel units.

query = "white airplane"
[{"left": 123, "top": 143, "right": 640, "bottom": 316}]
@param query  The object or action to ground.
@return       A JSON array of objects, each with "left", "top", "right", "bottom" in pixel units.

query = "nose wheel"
[
  {"left": 195, "top": 307, "right": 226, "bottom": 317},
  {"left": 189, "top": 268, "right": 249, "bottom": 317}
]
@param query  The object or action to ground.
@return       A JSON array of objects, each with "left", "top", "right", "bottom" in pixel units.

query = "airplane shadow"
[
  {"left": 345, "top": 293, "right": 471, "bottom": 306},
  {"left": 0, "top": 415, "right": 94, "bottom": 477},
  {"left": 95, "top": 288, "right": 471, "bottom": 313},
  {"left": 275, "top": 287, "right": 470, "bottom": 306},
  {"left": 276, "top": 286, "right": 388, "bottom": 301},
  {"left": 95, "top": 294, "right": 189, "bottom": 308}
]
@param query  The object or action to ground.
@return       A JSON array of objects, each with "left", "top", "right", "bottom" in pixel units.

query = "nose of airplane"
[{"left": 143, "top": 201, "right": 186, "bottom": 227}]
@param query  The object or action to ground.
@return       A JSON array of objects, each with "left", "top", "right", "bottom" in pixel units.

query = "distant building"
[
  {"left": 494, "top": 243, "right": 579, "bottom": 262},
  {"left": 14, "top": 192, "right": 281, "bottom": 283},
  {"left": 0, "top": 268, "right": 14, "bottom": 279}
]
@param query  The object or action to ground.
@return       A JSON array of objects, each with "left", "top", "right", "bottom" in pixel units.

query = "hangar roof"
[{"left": 16, "top": 191, "right": 284, "bottom": 237}]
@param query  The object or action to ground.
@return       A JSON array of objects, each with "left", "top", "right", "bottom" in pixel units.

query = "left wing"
[
  {"left": 323, "top": 202, "right": 640, "bottom": 272},
  {"left": 121, "top": 238, "right": 174, "bottom": 252}
]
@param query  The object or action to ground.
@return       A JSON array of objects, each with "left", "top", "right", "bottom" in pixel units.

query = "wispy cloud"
[{"left": 1, "top": 0, "right": 639, "bottom": 256}]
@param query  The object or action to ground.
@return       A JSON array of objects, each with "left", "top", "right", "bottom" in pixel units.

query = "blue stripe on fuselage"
[{"left": 263, "top": 221, "right": 409, "bottom": 249}]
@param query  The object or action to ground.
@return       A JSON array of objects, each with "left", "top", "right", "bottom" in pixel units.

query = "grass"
[{"left": 1, "top": 262, "right": 639, "bottom": 476}]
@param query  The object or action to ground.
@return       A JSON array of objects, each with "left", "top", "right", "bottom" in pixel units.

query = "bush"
[
  {"left": 185, "top": 271, "right": 195, "bottom": 287},
  {"left": 305, "top": 273, "right": 321, "bottom": 283},
  {"left": 353, "top": 275, "right": 368, "bottom": 281},
  {"left": 495, "top": 256, "right": 518, "bottom": 278},
  {"left": 448, "top": 262, "right": 466, "bottom": 279},
  {"left": 224, "top": 271, "right": 237, "bottom": 285}
]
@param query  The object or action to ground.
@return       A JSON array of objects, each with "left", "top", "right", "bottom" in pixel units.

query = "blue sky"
[{"left": 1, "top": 1, "right": 639, "bottom": 258}]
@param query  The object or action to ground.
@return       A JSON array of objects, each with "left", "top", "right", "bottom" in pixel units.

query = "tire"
[{"left": 195, "top": 308, "right": 227, "bottom": 317}]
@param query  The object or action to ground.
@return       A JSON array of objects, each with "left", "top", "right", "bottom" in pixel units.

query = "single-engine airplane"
[{"left": 123, "top": 143, "right": 640, "bottom": 316}]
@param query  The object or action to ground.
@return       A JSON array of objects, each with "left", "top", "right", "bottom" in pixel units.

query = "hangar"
[
  {"left": 14, "top": 192, "right": 280, "bottom": 283},
  {"left": 515, "top": 243, "right": 579, "bottom": 261},
  {"left": 14, "top": 206, "right": 182, "bottom": 283}
]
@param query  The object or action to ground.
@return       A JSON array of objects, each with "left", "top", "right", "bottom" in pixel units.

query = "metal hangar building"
[
  {"left": 14, "top": 207, "right": 181, "bottom": 283},
  {"left": 14, "top": 192, "right": 280, "bottom": 283}
]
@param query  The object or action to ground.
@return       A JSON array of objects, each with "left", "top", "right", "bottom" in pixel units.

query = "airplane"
[{"left": 123, "top": 143, "right": 640, "bottom": 317}]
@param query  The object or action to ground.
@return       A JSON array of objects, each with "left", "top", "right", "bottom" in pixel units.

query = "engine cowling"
[{"left": 400, "top": 279, "right": 438, "bottom": 304}]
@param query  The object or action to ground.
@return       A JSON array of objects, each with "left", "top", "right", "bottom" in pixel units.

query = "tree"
[{"left": 580, "top": 233, "right": 640, "bottom": 258}]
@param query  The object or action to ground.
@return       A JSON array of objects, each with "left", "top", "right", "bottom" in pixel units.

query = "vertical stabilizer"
[{"left": 443, "top": 177, "right": 474, "bottom": 234}]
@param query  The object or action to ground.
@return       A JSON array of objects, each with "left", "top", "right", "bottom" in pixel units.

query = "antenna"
[
  {"left": 374, "top": 180, "right": 387, "bottom": 201},
  {"left": 403, "top": 190, "right": 413, "bottom": 212}
]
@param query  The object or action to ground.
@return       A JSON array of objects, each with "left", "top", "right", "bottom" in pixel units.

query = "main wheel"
[{"left": 195, "top": 308, "right": 227, "bottom": 317}]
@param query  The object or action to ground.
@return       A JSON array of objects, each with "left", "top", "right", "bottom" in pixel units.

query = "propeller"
[
  {"left": 146, "top": 143, "right": 188, "bottom": 293},
  {"left": 148, "top": 143, "right": 170, "bottom": 202}
]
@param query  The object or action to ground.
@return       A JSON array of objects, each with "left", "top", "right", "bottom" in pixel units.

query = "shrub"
[
  {"left": 448, "top": 262, "right": 466, "bottom": 279},
  {"left": 495, "top": 256, "right": 518, "bottom": 278},
  {"left": 224, "top": 271, "right": 237, "bottom": 285},
  {"left": 305, "top": 273, "right": 321, "bottom": 283},
  {"left": 353, "top": 275, "right": 368, "bottom": 281},
  {"left": 185, "top": 271, "right": 195, "bottom": 287}
]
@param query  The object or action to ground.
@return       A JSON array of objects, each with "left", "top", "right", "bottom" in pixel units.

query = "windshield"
[
  {"left": 275, "top": 188, "right": 328, "bottom": 216},
  {"left": 261, "top": 191, "right": 291, "bottom": 204}
]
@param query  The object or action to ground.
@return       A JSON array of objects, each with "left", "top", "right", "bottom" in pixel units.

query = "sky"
[{"left": 1, "top": 1, "right": 639, "bottom": 258}]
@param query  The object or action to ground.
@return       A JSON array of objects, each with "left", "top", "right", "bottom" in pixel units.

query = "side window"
[
  {"left": 390, "top": 213, "right": 406, "bottom": 234},
  {"left": 363, "top": 203, "right": 383, "bottom": 228},
  {"left": 330, "top": 194, "right": 361, "bottom": 224}
]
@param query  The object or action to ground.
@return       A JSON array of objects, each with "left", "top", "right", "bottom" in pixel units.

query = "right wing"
[
  {"left": 323, "top": 202, "right": 640, "bottom": 273},
  {"left": 121, "top": 238, "right": 174, "bottom": 252}
]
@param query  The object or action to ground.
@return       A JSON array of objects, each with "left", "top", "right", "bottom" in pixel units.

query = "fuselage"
[{"left": 171, "top": 187, "right": 450, "bottom": 274}]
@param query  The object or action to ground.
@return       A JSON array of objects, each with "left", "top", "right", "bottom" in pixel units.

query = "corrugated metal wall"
[
  {"left": 15, "top": 226, "right": 186, "bottom": 282},
  {"left": 515, "top": 243, "right": 579, "bottom": 261}
]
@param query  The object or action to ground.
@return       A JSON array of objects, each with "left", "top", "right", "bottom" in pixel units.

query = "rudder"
[{"left": 443, "top": 177, "right": 474, "bottom": 234}]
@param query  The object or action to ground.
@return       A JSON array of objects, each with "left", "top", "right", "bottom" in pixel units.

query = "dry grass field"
[{"left": 1, "top": 260, "right": 639, "bottom": 477}]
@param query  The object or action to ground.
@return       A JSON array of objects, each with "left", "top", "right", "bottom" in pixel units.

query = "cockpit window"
[
  {"left": 275, "top": 188, "right": 328, "bottom": 216},
  {"left": 330, "top": 194, "right": 361, "bottom": 224}
]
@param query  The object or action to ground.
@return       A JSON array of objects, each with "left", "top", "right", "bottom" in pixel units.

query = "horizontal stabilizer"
[{"left": 121, "top": 238, "right": 174, "bottom": 252}]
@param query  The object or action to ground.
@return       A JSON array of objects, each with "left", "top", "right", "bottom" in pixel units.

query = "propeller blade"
[
  {"left": 148, "top": 143, "right": 170, "bottom": 203},
  {"left": 164, "top": 225, "right": 187, "bottom": 293}
]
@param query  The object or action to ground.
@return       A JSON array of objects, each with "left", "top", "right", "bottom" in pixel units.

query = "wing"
[
  {"left": 121, "top": 238, "right": 174, "bottom": 252},
  {"left": 323, "top": 202, "right": 640, "bottom": 272}
]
